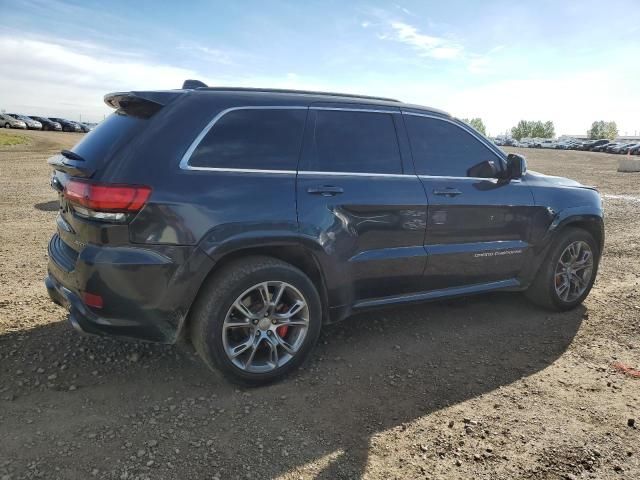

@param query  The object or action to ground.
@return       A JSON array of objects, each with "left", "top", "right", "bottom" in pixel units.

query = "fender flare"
[
  {"left": 522, "top": 206, "right": 604, "bottom": 286},
  {"left": 545, "top": 206, "right": 604, "bottom": 252},
  {"left": 180, "top": 228, "right": 349, "bottom": 325}
]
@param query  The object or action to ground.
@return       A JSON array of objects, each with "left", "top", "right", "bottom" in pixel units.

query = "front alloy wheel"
[
  {"left": 526, "top": 227, "right": 599, "bottom": 311},
  {"left": 554, "top": 241, "right": 594, "bottom": 302}
]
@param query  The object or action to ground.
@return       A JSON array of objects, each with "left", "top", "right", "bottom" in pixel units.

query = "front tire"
[
  {"left": 190, "top": 256, "right": 322, "bottom": 386},
  {"left": 526, "top": 228, "right": 599, "bottom": 310}
]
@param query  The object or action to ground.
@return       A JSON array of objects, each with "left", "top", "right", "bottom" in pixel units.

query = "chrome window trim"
[
  {"left": 179, "top": 106, "right": 308, "bottom": 171},
  {"left": 401, "top": 110, "right": 507, "bottom": 165},
  {"left": 184, "top": 166, "right": 297, "bottom": 175},
  {"left": 179, "top": 105, "right": 406, "bottom": 177},
  {"left": 299, "top": 171, "right": 414, "bottom": 178},
  {"left": 309, "top": 106, "right": 399, "bottom": 114},
  {"left": 418, "top": 174, "right": 521, "bottom": 183},
  {"left": 179, "top": 168, "right": 416, "bottom": 178}
]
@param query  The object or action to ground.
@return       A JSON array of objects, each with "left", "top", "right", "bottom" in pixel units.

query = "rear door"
[
  {"left": 296, "top": 105, "right": 428, "bottom": 305},
  {"left": 403, "top": 112, "right": 535, "bottom": 290}
]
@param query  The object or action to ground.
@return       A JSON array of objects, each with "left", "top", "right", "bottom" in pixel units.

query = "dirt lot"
[{"left": 1, "top": 130, "right": 638, "bottom": 480}]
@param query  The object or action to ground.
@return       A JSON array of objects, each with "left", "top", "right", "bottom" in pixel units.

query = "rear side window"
[
  {"left": 306, "top": 110, "right": 402, "bottom": 174},
  {"left": 188, "top": 108, "right": 307, "bottom": 170},
  {"left": 71, "top": 112, "right": 148, "bottom": 168},
  {"left": 404, "top": 115, "right": 502, "bottom": 177}
]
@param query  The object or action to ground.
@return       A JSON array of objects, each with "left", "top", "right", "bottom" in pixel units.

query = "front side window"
[
  {"left": 189, "top": 108, "right": 307, "bottom": 170},
  {"left": 404, "top": 115, "right": 502, "bottom": 177},
  {"left": 306, "top": 110, "right": 402, "bottom": 174}
]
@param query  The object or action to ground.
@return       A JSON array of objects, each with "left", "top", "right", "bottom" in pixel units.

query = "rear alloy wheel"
[
  {"left": 222, "top": 281, "right": 309, "bottom": 374},
  {"left": 4, "top": 123, "right": 9, "bottom": 128},
  {"left": 191, "top": 256, "right": 322, "bottom": 385},
  {"left": 526, "top": 228, "right": 599, "bottom": 310}
]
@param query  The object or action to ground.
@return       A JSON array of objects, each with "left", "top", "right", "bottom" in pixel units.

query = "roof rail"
[{"left": 188, "top": 84, "right": 401, "bottom": 103}]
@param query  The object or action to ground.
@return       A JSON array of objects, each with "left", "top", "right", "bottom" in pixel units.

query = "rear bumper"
[
  {"left": 45, "top": 233, "right": 215, "bottom": 344},
  {"left": 45, "top": 273, "right": 173, "bottom": 342}
]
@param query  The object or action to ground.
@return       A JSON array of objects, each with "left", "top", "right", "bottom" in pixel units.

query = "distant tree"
[
  {"left": 511, "top": 120, "right": 555, "bottom": 140},
  {"left": 587, "top": 121, "right": 618, "bottom": 140},
  {"left": 511, "top": 120, "right": 530, "bottom": 140},
  {"left": 461, "top": 117, "right": 487, "bottom": 135}
]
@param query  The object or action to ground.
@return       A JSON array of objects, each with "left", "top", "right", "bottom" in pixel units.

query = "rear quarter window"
[
  {"left": 71, "top": 112, "right": 148, "bottom": 168},
  {"left": 187, "top": 108, "right": 308, "bottom": 171}
]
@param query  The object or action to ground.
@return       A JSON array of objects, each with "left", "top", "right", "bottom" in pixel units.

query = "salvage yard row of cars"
[
  {"left": 0, "top": 112, "right": 96, "bottom": 132},
  {"left": 495, "top": 137, "right": 640, "bottom": 155}
]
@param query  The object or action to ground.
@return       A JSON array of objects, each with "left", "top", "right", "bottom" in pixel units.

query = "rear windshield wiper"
[{"left": 61, "top": 149, "right": 85, "bottom": 162}]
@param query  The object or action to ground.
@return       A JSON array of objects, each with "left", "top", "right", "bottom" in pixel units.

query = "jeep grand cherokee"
[{"left": 45, "top": 81, "right": 604, "bottom": 385}]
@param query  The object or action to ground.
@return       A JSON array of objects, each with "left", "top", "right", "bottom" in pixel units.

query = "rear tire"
[
  {"left": 526, "top": 228, "right": 599, "bottom": 311},
  {"left": 190, "top": 256, "right": 322, "bottom": 386}
]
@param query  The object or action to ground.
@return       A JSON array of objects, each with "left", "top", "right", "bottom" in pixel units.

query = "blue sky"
[{"left": 1, "top": 0, "right": 639, "bottom": 135}]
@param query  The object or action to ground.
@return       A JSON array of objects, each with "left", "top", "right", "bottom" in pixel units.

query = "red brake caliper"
[
  {"left": 277, "top": 325, "right": 289, "bottom": 337},
  {"left": 275, "top": 304, "right": 288, "bottom": 337}
]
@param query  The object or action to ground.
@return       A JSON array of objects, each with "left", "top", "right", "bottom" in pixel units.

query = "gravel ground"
[{"left": 0, "top": 131, "right": 638, "bottom": 479}]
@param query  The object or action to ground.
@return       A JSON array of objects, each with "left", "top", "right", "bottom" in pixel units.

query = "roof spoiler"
[{"left": 104, "top": 91, "right": 181, "bottom": 118}]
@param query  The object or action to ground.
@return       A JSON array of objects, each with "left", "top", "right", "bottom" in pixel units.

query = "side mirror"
[
  {"left": 506, "top": 153, "right": 527, "bottom": 179},
  {"left": 467, "top": 160, "right": 500, "bottom": 178}
]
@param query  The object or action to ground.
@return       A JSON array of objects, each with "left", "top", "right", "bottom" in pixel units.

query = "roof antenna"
[{"left": 182, "top": 79, "right": 208, "bottom": 89}]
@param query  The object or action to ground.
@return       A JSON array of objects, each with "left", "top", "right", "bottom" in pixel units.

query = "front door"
[
  {"left": 402, "top": 112, "right": 535, "bottom": 290},
  {"left": 296, "top": 106, "right": 429, "bottom": 306}
]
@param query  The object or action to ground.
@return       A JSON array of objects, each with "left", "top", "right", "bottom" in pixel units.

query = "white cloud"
[
  {"left": 177, "top": 42, "right": 237, "bottom": 65},
  {"left": 443, "top": 71, "right": 640, "bottom": 136},
  {"left": 0, "top": 36, "right": 199, "bottom": 122},
  {"left": 467, "top": 56, "right": 490, "bottom": 74},
  {"left": 389, "top": 21, "right": 463, "bottom": 59}
]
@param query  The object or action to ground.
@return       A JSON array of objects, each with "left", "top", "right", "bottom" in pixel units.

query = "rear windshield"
[{"left": 70, "top": 112, "right": 148, "bottom": 168}]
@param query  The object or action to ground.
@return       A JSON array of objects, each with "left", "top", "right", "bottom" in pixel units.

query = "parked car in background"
[
  {"left": 616, "top": 143, "right": 639, "bottom": 154},
  {"left": 591, "top": 142, "right": 613, "bottom": 152},
  {"left": 630, "top": 144, "right": 640, "bottom": 155},
  {"left": 44, "top": 82, "right": 604, "bottom": 385},
  {"left": 582, "top": 139, "right": 609, "bottom": 151},
  {"left": 30, "top": 116, "right": 63, "bottom": 131},
  {"left": 7, "top": 114, "right": 42, "bottom": 130},
  {"left": 604, "top": 143, "right": 622, "bottom": 153},
  {"left": 78, "top": 123, "right": 92, "bottom": 133},
  {"left": 49, "top": 117, "right": 82, "bottom": 132},
  {"left": 539, "top": 140, "right": 556, "bottom": 149},
  {"left": 1, "top": 113, "right": 27, "bottom": 129}
]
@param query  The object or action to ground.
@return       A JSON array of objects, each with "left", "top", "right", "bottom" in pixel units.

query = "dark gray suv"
[{"left": 45, "top": 81, "right": 604, "bottom": 384}]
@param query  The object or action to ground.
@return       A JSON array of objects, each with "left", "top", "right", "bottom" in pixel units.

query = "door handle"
[
  {"left": 433, "top": 187, "right": 462, "bottom": 197},
  {"left": 307, "top": 185, "right": 344, "bottom": 196}
]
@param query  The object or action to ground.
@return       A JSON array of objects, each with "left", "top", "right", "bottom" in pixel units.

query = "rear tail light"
[{"left": 64, "top": 179, "right": 151, "bottom": 222}]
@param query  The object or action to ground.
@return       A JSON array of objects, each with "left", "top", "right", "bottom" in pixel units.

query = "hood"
[{"left": 524, "top": 170, "right": 596, "bottom": 190}]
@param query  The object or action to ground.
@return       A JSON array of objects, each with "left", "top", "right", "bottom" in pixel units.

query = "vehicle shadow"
[
  {"left": 0, "top": 292, "right": 584, "bottom": 479},
  {"left": 34, "top": 200, "right": 59, "bottom": 212}
]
